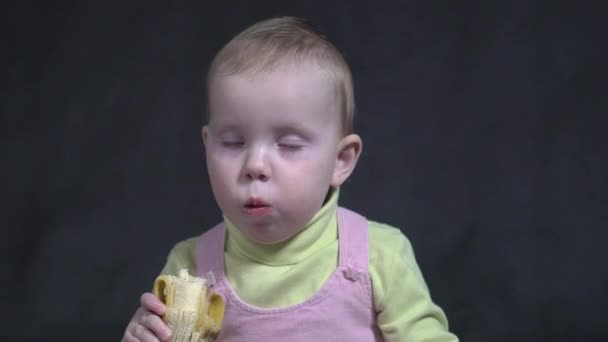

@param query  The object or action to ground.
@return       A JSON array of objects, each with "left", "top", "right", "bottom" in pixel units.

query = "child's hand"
[{"left": 122, "top": 292, "right": 172, "bottom": 342}]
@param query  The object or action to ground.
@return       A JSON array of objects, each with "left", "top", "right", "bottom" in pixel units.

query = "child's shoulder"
[
  {"left": 160, "top": 236, "right": 198, "bottom": 275},
  {"left": 367, "top": 220, "right": 418, "bottom": 267},
  {"left": 367, "top": 220, "right": 407, "bottom": 241},
  {"left": 171, "top": 236, "right": 199, "bottom": 253},
  {"left": 170, "top": 236, "right": 200, "bottom": 262},
  {"left": 367, "top": 220, "right": 412, "bottom": 248}
]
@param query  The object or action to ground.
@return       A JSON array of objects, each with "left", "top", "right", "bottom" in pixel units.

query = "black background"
[{"left": 3, "top": 1, "right": 607, "bottom": 341}]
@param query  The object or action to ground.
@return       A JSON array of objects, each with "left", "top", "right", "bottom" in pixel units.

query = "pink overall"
[{"left": 195, "top": 207, "right": 383, "bottom": 341}]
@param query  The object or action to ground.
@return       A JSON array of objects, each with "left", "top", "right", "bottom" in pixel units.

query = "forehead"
[{"left": 208, "top": 65, "right": 341, "bottom": 130}]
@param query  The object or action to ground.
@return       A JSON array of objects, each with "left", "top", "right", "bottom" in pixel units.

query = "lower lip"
[{"left": 243, "top": 206, "right": 272, "bottom": 217}]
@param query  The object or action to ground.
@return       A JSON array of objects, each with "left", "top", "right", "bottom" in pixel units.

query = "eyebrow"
[
  {"left": 212, "top": 116, "right": 316, "bottom": 130},
  {"left": 208, "top": 120, "right": 240, "bottom": 132},
  {"left": 273, "top": 121, "right": 318, "bottom": 137}
]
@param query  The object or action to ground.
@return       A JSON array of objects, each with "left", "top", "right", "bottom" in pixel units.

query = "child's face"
[{"left": 203, "top": 65, "right": 351, "bottom": 244}]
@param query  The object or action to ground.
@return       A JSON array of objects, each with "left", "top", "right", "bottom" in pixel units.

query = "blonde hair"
[{"left": 206, "top": 16, "right": 355, "bottom": 134}]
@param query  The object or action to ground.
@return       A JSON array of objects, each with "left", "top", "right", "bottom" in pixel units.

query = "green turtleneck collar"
[{"left": 224, "top": 188, "right": 339, "bottom": 266}]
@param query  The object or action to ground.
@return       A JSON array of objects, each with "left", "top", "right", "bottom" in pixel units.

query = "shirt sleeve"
[
  {"left": 370, "top": 223, "right": 458, "bottom": 341},
  {"left": 159, "top": 237, "right": 198, "bottom": 276}
]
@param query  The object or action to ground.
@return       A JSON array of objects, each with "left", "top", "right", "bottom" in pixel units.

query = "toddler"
[{"left": 122, "top": 16, "right": 458, "bottom": 342}]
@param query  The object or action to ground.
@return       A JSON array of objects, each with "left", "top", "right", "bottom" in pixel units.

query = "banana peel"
[{"left": 153, "top": 269, "right": 225, "bottom": 342}]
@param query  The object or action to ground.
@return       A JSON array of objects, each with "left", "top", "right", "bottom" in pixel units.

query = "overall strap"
[
  {"left": 195, "top": 223, "right": 226, "bottom": 282},
  {"left": 336, "top": 207, "right": 369, "bottom": 273}
]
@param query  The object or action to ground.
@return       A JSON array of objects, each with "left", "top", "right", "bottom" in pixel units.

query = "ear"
[
  {"left": 202, "top": 125, "right": 209, "bottom": 147},
  {"left": 331, "top": 134, "right": 363, "bottom": 187}
]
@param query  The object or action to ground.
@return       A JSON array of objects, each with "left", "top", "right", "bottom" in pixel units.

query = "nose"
[{"left": 243, "top": 147, "right": 270, "bottom": 181}]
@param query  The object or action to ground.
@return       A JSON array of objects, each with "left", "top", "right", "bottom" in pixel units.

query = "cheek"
[
  {"left": 207, "top": 146, "right": 236, "bottom": 172},
  {"left": 279, "top": 156, "right": 327, "bottom": 178},
  {"left": 206, "top": 153, "right": 236, "bottom": 189},
  {"left": 279, "top": 155, "right": 335, "bottom": 195},
  {"left": 206, "top": 158, "right": 237, "bottom": 213}
]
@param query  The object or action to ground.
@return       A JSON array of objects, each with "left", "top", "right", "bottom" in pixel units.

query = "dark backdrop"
[{"left": 3, "top": 1, "right": 607, "bottom": 341}]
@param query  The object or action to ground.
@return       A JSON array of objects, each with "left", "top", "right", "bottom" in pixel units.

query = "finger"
[
  {"left": 122, "top": 331, "right": 139, "bottom": 342},
  {"left": 131, "top": 323, "right": 160, "bottom": 342},
  {"left": 141, "top": 313, "right": 172, "bottom": 341},
  {"left": 140, "top": 292, "right": 166, "bottom": 316}
]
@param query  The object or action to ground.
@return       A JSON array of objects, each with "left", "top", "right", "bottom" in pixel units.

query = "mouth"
[
  {"left": 243, "top": 197, "right": 272, "bottom": 216},
  {"left": 245, "top": 197, "right": 270, "bottom": 207}
]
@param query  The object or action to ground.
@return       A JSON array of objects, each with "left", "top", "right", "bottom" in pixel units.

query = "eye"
[
  {"left": 221, "top": 141, "right": 244, "bottom": 148},
  {"left": 277, "top": 134, "right": 306, "bottom": 152},
  {"left": 277, "top": 143, "right": 303, "bottom": 151}
]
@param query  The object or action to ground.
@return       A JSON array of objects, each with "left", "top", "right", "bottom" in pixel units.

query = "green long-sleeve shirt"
[{"left": 160, "top": 190, "right": 458, "bottom": 341}]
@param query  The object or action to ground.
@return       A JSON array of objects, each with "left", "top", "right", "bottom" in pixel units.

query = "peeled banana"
[{"left": 153, "top": 269, "right": 225, "bottom": 342}]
